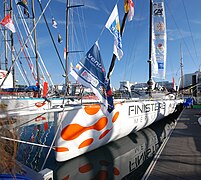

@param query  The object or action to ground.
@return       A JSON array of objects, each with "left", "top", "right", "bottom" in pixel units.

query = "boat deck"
[{"left": 143, "top": 107, "right": 201, "bottom": 180}]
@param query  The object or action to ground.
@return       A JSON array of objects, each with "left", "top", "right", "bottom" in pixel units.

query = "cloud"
[
  {"left": 55, "top": 0, "right": 100, "bottom": 11},
  {"left": 191, "top": 20, "right": 201, "bottom": 25},
  {"left": 167, "top": 29, "right": 191, "bottom": 41}
]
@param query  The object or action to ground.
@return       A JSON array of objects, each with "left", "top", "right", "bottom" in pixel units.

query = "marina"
[{"left": 0, "top": 0, "right": 201, "bottom": 179}]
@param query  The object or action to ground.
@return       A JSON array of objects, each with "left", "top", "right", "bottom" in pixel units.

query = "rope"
[
  {"left": 40, "top": 82, "right": 69, "bottom": 170},
  {"left": 0, "top": 136, "right": 55, "bottom": 149},
  {"left": 181, "top": 0, "right": 199, "bottom": 67},
  {"left": 15, "top": 0, "right": 54, "bottom": 87},
  {"left": 0, "top": 0, "right": 52, "bottom": 88}
]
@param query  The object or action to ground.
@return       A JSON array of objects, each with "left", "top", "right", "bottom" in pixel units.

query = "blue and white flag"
[
  {"left": 70, "top": 42, "right": 114, "bottom": 112},
  {"left": 105, "top": 5, "right": 123, "bottom": 60},
  {"left": 152, "top": 1, "right": 167, "bottom": 79},
  {"left": 52, "top": 18, "right": 57, "bottom": 28}
]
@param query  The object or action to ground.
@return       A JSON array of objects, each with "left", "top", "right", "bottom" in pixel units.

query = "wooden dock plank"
[{"left": 145, "top": 108, "right": 201, "bottom": 180}]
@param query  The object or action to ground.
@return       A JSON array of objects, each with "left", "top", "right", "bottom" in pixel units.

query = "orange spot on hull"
[
  {"left": 113, "top": 167, "right": 120, "bottom": 176},
  {"left": 79, "top": 163, "right": 93, "bottom": 173},
  {"left": 35, "top": 101, "right": 46, "bottom": 108},
  {"left": 99, "top": 129, "right": 111, "bottom": 139},
  {"left": 43, "top": 122, "right": 48, "bottom": 131},
  {"left": 78, "top": 138, "right": 94, "bottom": 149},
  {"left": 84, "top": 104, "right": 101, "bottom": 115},
  {"left": 93, "top": 170, "right": 108, "bottom": 180},
  {"left": 62, "top": 175, "right": 69, "bottom": 180},
  {"left": 35, "top": 116, "right": 46, "bottom": 122},
  {"left": 61, "top": 117, "right": 108, "bottom": 141},
  {"left": 55, "top": 147, "right": 69, "bottom": 152},
  {"left": 114, "top": 102, "right": 123, "bottom": 106},
  {"left": 112, "top": 112, "right": 119, "bottom": 123}
]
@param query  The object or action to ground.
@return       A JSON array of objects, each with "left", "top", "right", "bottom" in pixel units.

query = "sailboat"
[
  {"left": 0, "top": 0, "right": 183, "bottom": 164},
  {"left": 55, "top": 115, "right": 177, "bottom": 180},
  {"left": 0, "top": 0, "right": 82, "bottom": 118},
  {"left": 52, "top": 0, "right": 183, "bottom": 162}
]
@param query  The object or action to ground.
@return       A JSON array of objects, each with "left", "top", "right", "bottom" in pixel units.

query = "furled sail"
[{"left": 151, "top": 0, "right": 167, "bottom": 79}]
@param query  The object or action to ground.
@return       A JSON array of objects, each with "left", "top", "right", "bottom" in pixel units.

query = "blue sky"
[{"left": 1, "top": 0, "right": 201, "bottom": 89}]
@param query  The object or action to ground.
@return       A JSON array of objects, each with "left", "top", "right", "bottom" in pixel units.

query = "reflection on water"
[{"left": 14, "top": 110, "right": 181, "bottom": 179}]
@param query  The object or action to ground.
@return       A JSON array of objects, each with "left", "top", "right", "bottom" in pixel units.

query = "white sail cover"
[{"left": 152, "top": 0, "right": 167, "bottom": 79}]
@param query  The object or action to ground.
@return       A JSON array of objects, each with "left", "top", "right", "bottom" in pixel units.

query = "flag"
[
  {"left": 58, "top": 33, "right": 63, "bottom": 43},
  {"left": 152, "top": 2, "right": 167, "bottom": 79},
  {"left": 0, "top": 14, "right": 16, "bottom": 33},
  {"left": 17, "top": 0, "right": 29, "bottom": 18},
  {"left": 106, "top": 80, "right": 114, "bottom": 113},
  {"left": 124, "top": 0, "right": 134, "bottom": 21},
  {"left": 70, "top": 42, "right": 114, "bottom": 113},
  {"left": 105, "top": 5, "right": 123, "bottom": 60},
  {"left": 172, "top": 77, "right": 176, "bottom": 91},
  {"left": 64, "top": 48, "right": 66, "bottom": 59},
  {"left": 52, "top": 18, "right": 57, "bottom": 28}
]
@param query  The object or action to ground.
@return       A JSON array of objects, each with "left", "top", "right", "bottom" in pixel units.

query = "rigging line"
[
  {"left": 15, "top": 61, "right": 30, "bottom": 86},
  {"left": 0, "top": 136, "right": 55, "bottom": 149},
  {"left": 70, "top": 8, "right": 83, "bottom": 61},
  {"left": 18, "top": 4, "right": 46, "bottom": 85},
  {"left": 0, "top": 21, "right": 30, "bottom": 85},
  {"left": 0, "top": 0, "right": 52, "bottom": 88},
  {"left": 79, "top": 3, "right": 89, "bottom": 53},
  {"left": 14, "top": 113, "right": 47, "bottom": 129},
  {"left": 40, "top": 84, "right": 69, "bottom": 171},
  {"left": 14, "top": 15, "right": 36, "bottom": 83},
  {"left": 181, "top": 0, "right": 199, "bottom": 67},
  {"left": 37, "top": 0, "right": 65, "bottom": 73},
  {"left": 15, "top": 3, "right": 43, "bottom": 82},
  {"left": 15, "top": 0, "right": 54, "bottom": 87},
  {"left": 166, "top": 3, "right": 197, "bottom": 68},
  {"left": 128, "top": 0, "right": 143, "bottom": 82}
]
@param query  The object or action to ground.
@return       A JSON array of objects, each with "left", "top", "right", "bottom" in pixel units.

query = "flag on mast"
[
  {"left": 152, "top": 1, "right": 167, "bottom": 79},
  {"left": 17, "top": 0, "right": 29, "bottom": 18},
  {"left": 124, "top": 0, "right": 134, "bottom": 21},
  {"left": 52, "top": 18, "right": 57, "bottom": 28},
  {"left": 70, "top": 42, "right": 114, "bottom": 113},
  {"left": 0, "top": 14, "right": 16, "bottom": 33},
  {"left": 105, "top": 5, "right": 123, "bottom": 60}
]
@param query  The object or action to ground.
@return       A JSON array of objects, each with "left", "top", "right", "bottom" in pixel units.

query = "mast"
[
  {"left": 4, "top": 0, "right": 8, "bottom": 70},
  {"left": 32, "top": 0, "right": 41, "bottom": 97},
  {"left": 10, "top": 0, "right": 15, "bottom": 87},
  {"left": 65, "top": 0, "right": 69, "bottom": 94},
  {"left": 147, "top": 0, "right": 153, "bottom": 97},
  {"left": 180, "top": 44, "right": 184, "bottom": 92}
]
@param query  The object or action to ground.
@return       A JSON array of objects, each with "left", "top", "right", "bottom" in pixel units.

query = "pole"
[
  {"left": 37, "top": 0, "right": 66, "bottom": 73},
  {"left": 4, "top": 0, "right": 8, "bottom": 70},
  {"left": 147, "top": 0, "right": 153, "bottom": 97},
  {"left": 32, "top": 0, "right": 41, "bottom": 97},
  {"left": 65, "top": 0, "right": 69, "bottom": 94},
  {"left": 10, "top": 0, "right": 15, "bottom": 88},
  {"left": 180, "top": 44, "right": 184, "bottom": 93}
]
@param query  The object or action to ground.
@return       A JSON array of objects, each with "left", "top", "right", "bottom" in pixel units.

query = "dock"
[{"left": 143, "top": 108, "right": 201, "bottom": 180}]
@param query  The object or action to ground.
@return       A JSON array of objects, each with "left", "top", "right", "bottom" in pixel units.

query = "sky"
[{"left": 0, "top": 0, "right": 201, "bottom": 89}]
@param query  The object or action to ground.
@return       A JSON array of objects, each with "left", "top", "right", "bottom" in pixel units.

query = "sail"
[
  {"left": 151, "top": 0, "right": 167, "bottom": 79},
  {"left": 70, "top": 42, "right": 110, "bottom": 111}
]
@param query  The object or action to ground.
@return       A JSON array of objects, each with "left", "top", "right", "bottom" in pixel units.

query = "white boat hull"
[{"left": 54, "top": 99, "right": 182, "bottom": 162}]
